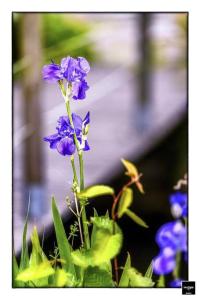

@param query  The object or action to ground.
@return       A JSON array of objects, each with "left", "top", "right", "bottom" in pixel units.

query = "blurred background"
[{"left": 13, "top": 13, "right": 188, "bottom": 279}]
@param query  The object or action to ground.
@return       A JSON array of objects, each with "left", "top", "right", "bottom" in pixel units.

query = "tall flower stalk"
[{"left": 43, "top": 56, "right": 91, "bottom": 249}]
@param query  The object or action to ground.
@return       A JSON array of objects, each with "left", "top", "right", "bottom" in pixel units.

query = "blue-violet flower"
[
  {"left": 42, "top": 56, "right": 90, "bottom": 100},
  {"left": 153, "top": 247, "right": 176, "bottom": 275},
  {"left": 155, "top": 220, "right": 187, "bottom": 254},
  {"left": 43, "top": 112, "right": 90, "bottom": 156}
]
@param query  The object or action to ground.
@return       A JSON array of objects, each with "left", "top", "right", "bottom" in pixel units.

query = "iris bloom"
[
  {"left": 169, "top": 192, "right": 187, "bottom": 218},
  {"left": 155, "top": 221, "right": 187, "bottom": 254},
  {"left": 44, "top": 112, "right": 90, "bottom": 156},
  {"left": 153, "top": 221, "right": 187, "bottom": 275},
  {"left": 42, "top": 56, "right": 90, "bottom": 100},
  {"left": 153, "top": 247, "right": 176, "bottom": 275}
]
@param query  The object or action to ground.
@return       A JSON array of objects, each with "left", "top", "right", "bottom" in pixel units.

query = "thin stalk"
[
  {"left": 173, "top": 251, "right": 181, "bottom": 279},
  {"left": 74, "top": 193, "right": 84, "bottom": 247},
  {"left": 78, "top": 151, "right": 90, "bottom": 249},
  {"left": 59, "top": 82, "right": 90, "bottom": 249},
  {"left": 70, "top": 156, "right": 83, "bottom": 247},
  {"left": 70, "top": 155, "right": 79, "bottom": 185}
]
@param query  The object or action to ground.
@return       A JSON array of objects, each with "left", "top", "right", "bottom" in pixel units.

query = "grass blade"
[{"left": 52, "top": 196, "right": 76, "bottom": 277}]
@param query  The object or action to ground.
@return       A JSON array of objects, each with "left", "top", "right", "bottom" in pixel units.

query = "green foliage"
[
  {"left": 145, "top": 261, "right": 153, "bottom": 278},
  {"left": 83, "top": 267, "right": 114, "bottom": 287},
  {"left": 29, "top": 226, "right": 48, "bottom": 267},
  {"left": 117, "top": 188, "right": 133, "bottom": 218},
  {"left": 15, "top": 160, "right": 156, "bottom": 288},
  {"left": 71, "top": 225, "right": 122, "bottom": 268},
  {"left": 51, "top": 269, "right": 76, "bottom": 287},
  {"left": 119, "top": 252, "right": 131, "bottom": 287},
  {"left": 157, "top": 275, "right": 165, "bottom": 287},
  {"left": 16, "top": 261, "right": 55, "bottom": 283},
  {"left": 78, "top": 185, "right": 114, "bottom": 199},
  {"left": 13, "top": 254, "right": 24, "bottom": 287},
  {"left": 127, "top": 268, "right": 154, "bottom": 287},
  {"left": 121, "top": 158, "right": 139, "bottom": 178},
  {"left": 125, "top": 209, "right": 148, "bottom": 228},
  {"left": 19, "top": 212, "right": 29, "bottom": 271},
  {"left": 51, "top": 197, "right": 76, "bottom": 277}
]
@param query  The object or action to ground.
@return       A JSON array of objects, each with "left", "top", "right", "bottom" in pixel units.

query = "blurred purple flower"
[
  {"left": 156, "top": 221, "right": 187, "bottom": 254},
  {"left": 153, "top": 247, "right": 176, "bottom": 275},
  {"left": 170, "top": 192, "right": 187, "bottom": 218},
  {"left": 43, "top": 112, "right": 90, "bottom": 156},
  {"left": 169, "top": 278, "right": 182, "bottom": 288},
  {"left": 153, "top": 220, "right": 187, "bottom": 276},
  {"left": 42, "top": 56, "right": 90, "bottom": 100}
]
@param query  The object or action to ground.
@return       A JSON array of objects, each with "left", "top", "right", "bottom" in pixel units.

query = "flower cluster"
[
  {"left": 44, "top": 112, "right": 90, "bottom": 156},
  {"left": 42, "top": 56, "right": 90, "bottom": 100},
  {"left": 153, "top": 220, "right": 187, "bottom": 276}
]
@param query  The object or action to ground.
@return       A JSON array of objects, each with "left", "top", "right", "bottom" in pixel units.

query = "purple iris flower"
[
  {"left": 42, "top": 56, "right": 90, "bottom": 100},
  {"left": 153, "top": 247, "right": 176, "bottom": 275},
  {"left": 155, "top": 221, "right": 187, "bottom": 254},
  {"left": 60, "top": 56, "right": 90, "bottom": 82},
  {"left": 153, "top": 221, "right": 187, "bottom": 276},
  {"left": 43, "top": 112, "right": 90, "bottom": 156},
  {"left": 170, "top": 192, "right": 187, "bottom": 218},
  {"left": 169, "top": 278, "right": 182, "bottom": 288}
]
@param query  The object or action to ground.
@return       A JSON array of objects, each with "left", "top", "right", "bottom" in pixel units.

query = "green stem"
[
  {"left": 157, "top": 275, "right": 165, "bottom": 287},
  {"left": 70, "top": 155, "right": 79, "bottom": 185},
  {"left": 79, "top": 151, "right": 84, "bottom": 190},
  {"left": 173, "top": 251, "right": 181, "bottom": 279},
  {"left": 65, "top": 100, "right": 80, "bottom": 151},
  {"left": 60, "top": 82, "right": 90, "bottom": 249},
  {"left": 70, "top": 156, "right": 84, "bottom": 247},
  {"left": 79, "top": 151, "right": 90, "bottom": 249}
]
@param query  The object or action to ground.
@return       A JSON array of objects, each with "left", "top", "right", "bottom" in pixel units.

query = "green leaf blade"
[
  {"left": 145, "top": 261, "right": 153, "bottom": 279},
  {"left": 16, "top": 261, "right": 55, "bottom": 283},
  {"left": 121, "top": 159, "right": 139, "bottom": 178},
  {"left": 128, "top": 268, "right": 154, "bottom": 287},
  {"left": 125, "top": 209, "right": 148, "bottom": 228},
  {"left": 72, "top": 226, "right": 123, "bottom": 268},
  {"left": 19, "top": 217, "right": 29, "bottom": 271},
  {"left": 52, "top": 197, "right": 76, "bottom": 277},
  {"left": 119, "top": 252, "right": 131, "bottom": 287},
  {"left": 117, "top": 188, "right": 133, "bottom": 218},
  {"left": 78, "top": 185, "right": 114, "bottom": 199},
  {"left": 83, "top": 266, "right": 115, "bottom": 287}
]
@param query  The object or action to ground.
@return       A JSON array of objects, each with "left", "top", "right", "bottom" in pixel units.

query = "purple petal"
[
  {"left": 169, "top": 279, "right": 182, "bottom": 288},
  {"left": 156, "top": 221, "right": 187, "bottom": 252},
  {"left": 43, "top": 133, "right": 61, "bottom": 149},
  {"left": 77, "top": 57, "right": 90, "bottom": 74},
  {"left": 56, "top": 137, "right": 76, "bottom": 156},
  {"left": 153, "top": 252, "right": 176, "bottom": 275},
  {"left": 83, "top": 140, "right": 90, "bottom": 151},
  {"left": 42, "top": 63, "right": 63, "bottom": 82},
  {"left": 170, "top": 192, "right": 187, "bottom": 218},
  {"left": 72, "top": 80, "right": 89, "bottom": 100},
  {"left": 60, "top": 56, "right": 77, "bottom": 82},
  {"left": 56, "top": 116, "right": 74, "bottom": 136},
  {"left": 83, "top": 112, "right": 90, "bottom": 127},
  {"left": 72, "top": 113, "right": 83, "bottom": 133}
]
